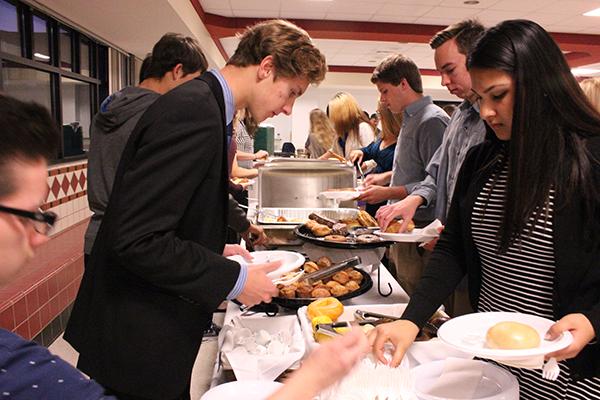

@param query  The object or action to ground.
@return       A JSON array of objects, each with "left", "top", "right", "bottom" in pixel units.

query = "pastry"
[
  {"left": 331, "top": 222, "right": 349, "bottom": 236},
  {"left": 340, "top": 218, "right": 362, "bottom": 229},
  {"left": 385, "top": 219, "right": 415, "bottom": 233},
  {"left": 326, "top": 281, "right": 343, "bottom": 289},
  {"left": 296, "top": 282, "right": 314, "bottom": 298},
  {"left": 486, "top": 321, "right": 541, "bottom": 349},
  {"left": 303, "top": 261, "right": 319, "bottom": 273},
  {"left": 312, "top": 224, "right": 332, "bottom": 237},
  {"left": 356, "top": 234, "right": 379, "bottom": 243},
  {"left": 279, "top": 286, "right": 296, "bottom": 299},
  {"left": 330, "top": 285, "right": 349, "bottom": 297},
  {"left": 311, "top": 287, "right": 331, "bottom": 298},
  {"left": 316, "top": 256, "right": 333, "bottom": 268},
  {"left": 332, "top": 271, "right": 350, "bottom": 285},
  {"left": 324, "top": 234, "right": 347, "bottom": 242},
  {"left": 357, "top": 210, "right": 379, "bottom": 227},
  {"left": 347, "top": 269, "right": 363, "bottom": 283},
  {"left": 345, "top": 280, "right": 360, "bottom": 291}
]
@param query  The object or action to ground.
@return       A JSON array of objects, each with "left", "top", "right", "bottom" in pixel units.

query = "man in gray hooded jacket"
[{"left": 85, "top": 34, "right": 208, "bottom": 256}]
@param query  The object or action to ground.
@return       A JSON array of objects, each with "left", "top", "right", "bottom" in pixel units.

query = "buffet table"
[{"left": 209, "top": 259, "right": 409, "bottom": 388}]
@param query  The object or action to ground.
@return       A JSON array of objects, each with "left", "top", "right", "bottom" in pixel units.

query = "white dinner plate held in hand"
[
  {"left": 437, "top": 312, "right": 573, "bottom": 362},
  {"left": 200, "top": 380, "right": 283, "bottom": 400},
  {"left": 373, "top": 228, "right": 438, "bottom": 243},
  {"left": 227, "top": 250, "right": 305, "bottom": 279},
  {"left": 319, "top": 189, "right": 360, "bottom": 201}
]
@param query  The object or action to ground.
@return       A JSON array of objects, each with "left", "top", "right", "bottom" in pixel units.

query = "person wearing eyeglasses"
[{"left": 0, "top": 94, "right": 117, "bottom": 398}]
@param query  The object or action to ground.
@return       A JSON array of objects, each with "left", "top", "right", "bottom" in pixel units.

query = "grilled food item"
[
  {"left": 308, "top": 213, "right": 337, "bottom": 228},
  {"left": 357, "top": 210, "right": 379, "bottom": 227},
  {"left": 385, "top": 219, "right": 415, "bottom": 233},
  {"left": 331, "top": 223, "right": 349, "bottom": 236}
]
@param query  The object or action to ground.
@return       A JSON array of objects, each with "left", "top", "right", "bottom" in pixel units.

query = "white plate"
[
  {"left": 227, "top": 250, "right": 305, "bottom": 279},
  {"left": 373, "top": 229, "right": 438, "bottom": 243},
  {"left": 200, "top": 380, "right": 282, "bottom": 400},
  {"left": 319, "top": 190, "right": 360, "bottom": 201},
  {"left": 437, "top": 312, "right": 573, "bottom": 360}
]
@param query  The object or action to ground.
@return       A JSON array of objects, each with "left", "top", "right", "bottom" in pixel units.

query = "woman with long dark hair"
[{"left": 368, "top": 20, "right": 600, "bottom": 399}]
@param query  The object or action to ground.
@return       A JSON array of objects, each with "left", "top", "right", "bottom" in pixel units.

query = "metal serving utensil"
[{"left": 302, "top": 256, "right": 362, "bottom": 284}]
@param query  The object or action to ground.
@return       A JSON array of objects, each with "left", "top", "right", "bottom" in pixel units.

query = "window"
[
  {"left": 61, "top": 77, "right": 91, "bottom": 154},
  {"left": 59, "top": 27, "right": 72, "bottom": 70},
  {"left": 1, "top": 60, "right": 52, "bottom": 112},
  {"left": 80, "top": 37, "right": 90, "bottom": 76},
  {"left": 32, "top": 14, "right": 50, "bottom": 64},
  {"left": 0, "top": 0, "right": 21, "bottom": 56}
]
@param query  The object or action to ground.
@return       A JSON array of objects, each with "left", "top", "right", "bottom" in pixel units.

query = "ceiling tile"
[
  {"left": 281, "top": 0, "right": 332, "bottom": 13},
  {"left": 380, "top": 0, "right": 443, "bottom": 4},
  {"left": 280, "top": 10, "right": 327, "bottom": 19},
  {"left": 369, "top": 15, "right": 419, "bottom": 23},
  {"left": 232, "top": 9, "right": 281, "bottom": 17},
  {"left": 422, "top": 6, "right": 480, "bottom": 18},
  {"left": 543, "top": 0, "right": 600, "bottom": 15},
  {"left": 475, "top": 9, "right": 526, "bottom": 25},
  {"left": 228, "top": 0, "right": 279, "bottom": 11},
  {"left": 200, "top": 0, "right": 232, "bottom": 10},
  {"left": 375, "top": 4, "right": 434, "bottom": 17},
  {"left": 489, "top": 0, "right": 556, "bottom": 13},
  {"left": 438, "top": 0, "right": 497, "bottom": 8},
  {"left": 521, "top": 12, "right": 577, "bottom": 25},
  {"left": 324, "top": 13, "right": 376, "bottom": 21}
]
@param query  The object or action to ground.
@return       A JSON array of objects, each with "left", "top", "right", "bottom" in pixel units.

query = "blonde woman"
[
  {"left": 580, "top": 77, "right": 600, "bottom": 113},
  {"left": 323, "top": 92, "right": 375, "bottom": 159},
  {"left": 349, "top": 102, "right": 402, "bottom": 215},
  {"left": 306, "top": 108, "right": 336, "bottom": 158}
]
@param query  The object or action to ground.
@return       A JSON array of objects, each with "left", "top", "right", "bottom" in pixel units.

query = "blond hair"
[
  {"left": 328, "top": 92, "right": 370, "bottom": 140},
  {"left": 308, "top": 108, "right": 336, "bottom": 157},
  {"left": 580, "top": 77, "right": 600, "bottom": 113},
  {"left": 378, "top": 102, "right": 402, "bottom": 141},
  {"left": 227, "top": 19, "right": 327, "bottom": 85}
]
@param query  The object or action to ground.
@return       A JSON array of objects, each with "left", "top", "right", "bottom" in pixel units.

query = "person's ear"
[
  {"left": 172, "top": 63, "right": 185, "bottom": 80},
  {"left": 257, "top": 55, "right": 274, "bottom": 81}
]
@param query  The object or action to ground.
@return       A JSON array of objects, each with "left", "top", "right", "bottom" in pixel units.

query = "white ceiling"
[
  {"left": 204, "top": 0, "right": 600, "bottom": 74},
  {"left": 201, "top": 0, "right": 600, "bottom": 34}
]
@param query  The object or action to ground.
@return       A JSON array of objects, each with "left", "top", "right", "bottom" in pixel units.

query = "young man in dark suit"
[{"left": 65, "top": 19, "right": 327, "bottom": 400}]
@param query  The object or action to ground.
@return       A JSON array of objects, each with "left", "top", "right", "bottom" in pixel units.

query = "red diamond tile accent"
[
  {"left": 70, "top": 174, "right": 79, "bottom": 191},
  {"left": 79, "top": 172, "right": 86, "bottom": 189},
  {"left": 61, "top": 176, "right": 70, "bottom": 195},
  {"left": 51, "top": 178, "right": 61, "bottom": 198}
]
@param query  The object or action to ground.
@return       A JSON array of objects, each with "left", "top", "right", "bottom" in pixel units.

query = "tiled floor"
[{"left": 48, "top": 313, "right": 224, "bottom": 400}]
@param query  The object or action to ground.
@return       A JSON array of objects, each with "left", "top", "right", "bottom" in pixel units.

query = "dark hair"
[
  {"left": 227, "top": 19, "right": 327, "bottom": 85},
  {"left": 430, "top": 19, "right": 485, "bottom": 54},
  {"left": 371, "top": 54, "right": 422, "bottom": 93},
  {"left": 0, "top": 95, "right": 60, "bottom": 197},
  {"left": 138, "top": 54, "right": 152, "bottom": 83},
  {"left": 144, "top": 33, "right": 207, "bottom": 79},
  {"left": 370, "top": 113, "right": 378, "bottom": 120},
  {"left": 468, "top": 19, "right": 600, "bottom": 251}
]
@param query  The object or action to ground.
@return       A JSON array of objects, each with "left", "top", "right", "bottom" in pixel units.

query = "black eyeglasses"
[{"left": 0, "top": 205, "right": 57, "bottom": 235}]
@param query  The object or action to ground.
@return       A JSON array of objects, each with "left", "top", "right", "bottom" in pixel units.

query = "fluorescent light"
[
  {"left": 571, "top": 68, "right": 600, "bottom": 76},
  {"left": 583, "top": 7, "right": 600, "bottom": 16},
  {"left": 33, "top": 52, "right": 50, "bottom": 60}
]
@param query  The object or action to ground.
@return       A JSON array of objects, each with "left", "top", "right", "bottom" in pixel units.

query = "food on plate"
[
  {"left": 296, "top": 282, "right": 314, "bottom": 298},
  {"left": 325, "top": 187, "right": 356, "bottom": 192},
  {"left": 345, "top": 280, "right": 360, "bottom": 291},
  {"left": 276, "top": 215, "right": 288, "bottom": 222},
  {"left": 311, "top": 287, "right": 331, "bottom": 298},
  {"left": 357, "top": 210, "right": 379, "bottom": 228},
  {"left": 279, "top": 286, "right": 297, "bottom": 299},
  {"left": 307, "top": 297, "right": 344, "bottom": 321},
  {"left": 330, "top": 285, "right": 349, "bottom": 297},
  {"left": 385, "top": 219, "right": 415, "bottom": 233},
  {"left": 308, "top": 213, "right": 337, "bottom": 228},
  {"left": 347, "top": 270, "right": 363, "bottom": 283},
  {"left": 323, "top": 234, "right": 347, "bottom": 242},
  {"left": 305, "top": 219, "right": 332, "bottom": 237},
  {"left": 356, "top": 234, "right": 379, "bottom": 243},
  {"left": 316, "top": 256, "right": 333, "bottom": 268},
  {"left": 352, "top": 227, "right": 372, "bottom": 236},
  {"left": 485, "top": 321, "right": 541, "bottom": 349},
  {"left": 303, "top": 261, "right": 319, "bottom": 273},
  {"left": 340, "top": 218, "right": 362, "bottom": 229},
  {"left": 331, "top": 222, "right": 349, "bottom": 236},
  {"left": 332, "top": 271, "right": 350, "bottom": 285}
]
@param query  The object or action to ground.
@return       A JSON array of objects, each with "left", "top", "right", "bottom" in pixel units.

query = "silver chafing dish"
[{"left": 258, "top": 159, "right": 355, "bottom": 209}]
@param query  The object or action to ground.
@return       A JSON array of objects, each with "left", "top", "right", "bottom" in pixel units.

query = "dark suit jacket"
[
  {"left": 65, "top": 73, "right": 241, "bottom": 399},
  {"left": 403, "top": 134, "right": 600, "bottom": 380}
]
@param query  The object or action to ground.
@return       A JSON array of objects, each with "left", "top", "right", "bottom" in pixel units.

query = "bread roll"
[
  {"left": 485, "top": 321, "right": 541, "bottom": 349},
  {"left": 385, "top": 219, "right": 415, "bottom": 233}
]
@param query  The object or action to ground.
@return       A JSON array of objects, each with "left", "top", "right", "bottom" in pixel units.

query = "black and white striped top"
[{"left": 471, "top": 153, "right": 600, "bottom": 400}]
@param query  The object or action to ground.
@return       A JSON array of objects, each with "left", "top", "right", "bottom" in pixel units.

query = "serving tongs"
[
  {"left": 354, "top": 310, "right": 400, "bottom": 324},
  {"left": 303, "top": 256, "right": 362, "bottom": 285}
]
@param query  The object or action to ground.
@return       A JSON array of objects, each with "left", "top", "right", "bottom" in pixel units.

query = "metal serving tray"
[{"left": 257, "top": 207, "right": 359, "bottom": 225}]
